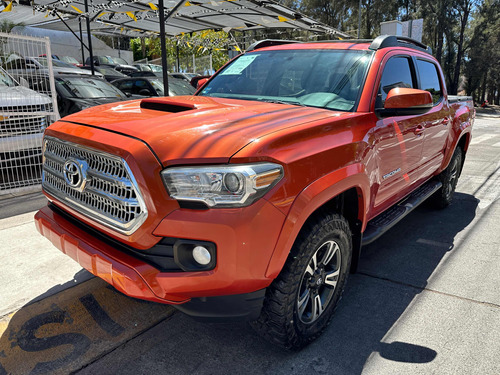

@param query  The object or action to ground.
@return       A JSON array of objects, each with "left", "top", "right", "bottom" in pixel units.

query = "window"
[
  {"left": 116, "top": 80, "right": 133, "bottom": 93},
  {"left": 199, "top": 50, "right": 372, "bottom": 112},
  {"left": 376, "top": 57, "right": 415, "bottom": 108},
  {"left": 416, "top": 59, "right": 443, "bottom": 105}
]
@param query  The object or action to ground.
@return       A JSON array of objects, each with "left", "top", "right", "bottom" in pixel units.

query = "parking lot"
[{"left": 0, "top": 114, "right": 499, "bottom": 375}]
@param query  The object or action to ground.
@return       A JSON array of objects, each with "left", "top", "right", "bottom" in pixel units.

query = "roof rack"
[
  {"left": 246, "top": 39, "right": 301, "bottom": 52},
  {"left": 369, "top": 35, "right": 432, "bottom": 54},
  {"left": 245, "top": 36, "right": 432, "bottom": 54}
]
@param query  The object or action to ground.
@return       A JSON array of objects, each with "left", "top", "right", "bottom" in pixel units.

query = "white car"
[{"left": 0, "top": 66, "right": 53, "bottom": 185}]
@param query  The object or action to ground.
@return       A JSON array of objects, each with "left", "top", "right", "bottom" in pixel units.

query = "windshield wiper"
[{"left": 259, "top": 99, "right": 304, "bottom": 106}]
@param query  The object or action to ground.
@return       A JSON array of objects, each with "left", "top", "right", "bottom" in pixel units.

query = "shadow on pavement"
[
  {"left": 0, "top": 272, "right": 174, "bottom": 375},
  {"left": 74, "top": 192, "right": 479, "bottom": 375}
]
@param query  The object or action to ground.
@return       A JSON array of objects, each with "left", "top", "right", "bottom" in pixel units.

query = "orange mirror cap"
[
  {"left": 385, "top": 88, "right": 433, "bottom": 109},
  {"left": 197, "top": 78, "right": 209, "bottom": 89}
]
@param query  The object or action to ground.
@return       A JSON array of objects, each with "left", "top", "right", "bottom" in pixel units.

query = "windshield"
[
  {"left": 35, "top": 58, "right": 76, "bottom": 68},
  {"left": 0, "top": 68, "right": 16, "bottom": 87},
  {"left": 57, "top": 77, "right": 126, "bottom": 99},
  {"left": 167, "top": 78, "right": 196, "bottom": 96},
  {"left": 0, "top": 67, "right": 15, "bottom": 87},
  {"left": 60, "top": 56, "right": 79, "bottom": 64},
  {"left": 110, "top": 57, "right": 129, "bottom": 65},
  {"left": 99, "top": 67, "right": 126, "bottom": 76},
  {"left": 149, "top": 64, "right": 162, "bottom": 72},
  {"left": 199, "top": 49, "right": 372, "bottom": 112}
]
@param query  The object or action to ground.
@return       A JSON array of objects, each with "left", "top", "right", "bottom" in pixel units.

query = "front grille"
[
  {"left": 0, "top": 116, "right": 48, "bottom": 137},
  {"left": 0, "top": 104, "right": 52, "bottom": 114},
  {"left": 42, "top": 136, "right": 148, "bottom": 235}
]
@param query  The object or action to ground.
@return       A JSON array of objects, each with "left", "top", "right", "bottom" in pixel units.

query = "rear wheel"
[
  {"left": 251, "top": 213, "right": 352, "bottom": 349},
  {"left": 433, "top": 147, "right": 463, "bottom": 208}
]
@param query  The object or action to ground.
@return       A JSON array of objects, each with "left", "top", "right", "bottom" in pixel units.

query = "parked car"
[
  {"left": 39, "top": 55, "right": 80, "bottom": 66},
  {"left": 133, "top": 63, "right": 163, "bottom": 73},
  {"left": 0, "top": 67, "right": 53, "bottom": 189},
  {"left": 84, "top": 56, "right": 138, "bottom": 75},
  {"left": 32, "top": 74, "right": 131, "bottom": 118},
  {"left": 3, "top": 57, "right": 102, "bottom": 88},
  {"left": 36, "top": 36, "right": 474, "bottom": 349},
  {"left": 170, "top": 72, "right": 199, "bottom": 83},
  {"left": 128, "top": 71, "right": 161, "bottom": 78},
  {"left": 111, "top": 76, "right": 195, "bottom": 97},
  {"left": 57, "top": 56, "right": 80, "bottom": 66},
  {"left": 80, "top": 66, "right": 127, "bottom": 82}
]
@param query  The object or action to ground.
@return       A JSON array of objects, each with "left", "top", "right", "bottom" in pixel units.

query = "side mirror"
[
  {"left": 18, "top": 77, "right": 30, "bottom": 88},
  {"left": 378, "top": 88, "right": 433, "bottom": 117},
  {"left": 196, "top": 78, "right": 208, "bottom": 89}
]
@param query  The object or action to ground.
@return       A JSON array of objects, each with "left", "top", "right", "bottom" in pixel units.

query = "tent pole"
[
  {"left": 84, "top": 0, "right": 95, "bottom": 75},
  {"left": 158, "top": 0, "right": 169, "bottom": 95},
  {"left": 79, "top": 19, "right": 85, "bottom": 64}
]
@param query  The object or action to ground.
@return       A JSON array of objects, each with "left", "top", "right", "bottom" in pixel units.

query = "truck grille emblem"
[{"left": 63, "top": 159, "right": 88, "bottom": 192}]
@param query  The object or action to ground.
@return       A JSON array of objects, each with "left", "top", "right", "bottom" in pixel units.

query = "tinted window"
[
  {"left": 116, "top": 80, "right": 133, "bottom": 93},
  {"left": 377, "top": 57, "right": 415, "bottom": 108},
  {"left": 417, "top": 59, "right": 442, "bottom": 104}
]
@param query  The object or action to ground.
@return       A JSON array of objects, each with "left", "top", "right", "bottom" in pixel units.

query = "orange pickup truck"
[{"left": 35, "top": 36, "right": 474, "bottom": 349}]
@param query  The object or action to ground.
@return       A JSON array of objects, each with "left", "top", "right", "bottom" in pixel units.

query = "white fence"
[{"left": 0, "top": 32, "right": 59, "bottom": 196}]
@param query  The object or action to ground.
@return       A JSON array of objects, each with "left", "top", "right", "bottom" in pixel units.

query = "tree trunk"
[
  {"left": 480, "top": 72, "right": 488, "bottom": 102},
  {"left": 451, "top": 3, "right": 470, "bottom": 95}
]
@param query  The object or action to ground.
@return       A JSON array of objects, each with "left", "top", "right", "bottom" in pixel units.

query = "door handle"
[{"left": 414, "top": 125, "right": 425, "bottom": 136}]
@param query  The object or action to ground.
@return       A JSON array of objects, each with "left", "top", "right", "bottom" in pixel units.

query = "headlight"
[{"left": 161, "top": 163, "right": 283, "bottom": 208}]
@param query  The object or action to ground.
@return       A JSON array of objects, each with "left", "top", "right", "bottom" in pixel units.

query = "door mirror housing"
[
  {"left": 196, "top": 78, "right": 209, "bottom": 89},
  {"left": 378, "top": 88, "right": 433, "bottom": 117}
]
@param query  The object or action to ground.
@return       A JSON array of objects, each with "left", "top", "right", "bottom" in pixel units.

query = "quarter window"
[
  {"left": 376, "top": 57, "right": 415, "bottom": 108},
  {"left": 416, "top": 59, "right": 443, "bottom": 105}
]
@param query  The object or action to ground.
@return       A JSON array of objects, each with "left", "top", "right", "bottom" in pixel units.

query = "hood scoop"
[{"left": 140, "top": 98, "right": 197, "bottom": 113}]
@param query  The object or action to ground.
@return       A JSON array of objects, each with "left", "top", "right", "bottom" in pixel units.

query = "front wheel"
[{"left": 251, "top": 213, "right": 352, "bottom": 350}]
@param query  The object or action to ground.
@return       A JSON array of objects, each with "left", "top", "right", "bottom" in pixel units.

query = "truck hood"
[
  {"left": 61, "top": 96, "right": 350, "bottom": 165},
  {"left": 0, "top": 86, "right": 52, "bottom": 107}
]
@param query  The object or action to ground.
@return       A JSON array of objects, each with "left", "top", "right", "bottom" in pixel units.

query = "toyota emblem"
[{"left": 63, "top": 159, "right": 88, "bottom": 192}]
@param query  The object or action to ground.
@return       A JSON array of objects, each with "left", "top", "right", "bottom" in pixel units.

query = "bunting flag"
[
  {"left": 185, "top": 1, "right": 191, "bottom": 6},
  {"left": 126, "top": 11, "right": 137, "bottom": 21},
  {"left": 234, "top": 45, "right": 241, "bottom": 52},
  {"left": 2, "top": 1, "right": 13, "bottom": 12},
  {"left": 278, "top": 16, "right": 288, "bottom": 22},
  {"left": 148, "top": 2, "right": 158, "bottom": 10},
  {"left": 70, "top": 5, "right": 83, "bottom": 13}
]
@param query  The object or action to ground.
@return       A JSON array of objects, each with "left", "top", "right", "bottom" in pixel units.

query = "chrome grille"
[
  {"left": 0, "top": 116, "right": 48, "bottom": 137},
  {"left": 42, "top": 136, "right": 148, "bottom": 234}
]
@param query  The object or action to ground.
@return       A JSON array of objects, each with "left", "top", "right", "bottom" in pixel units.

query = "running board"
[{"left": 362, "top": 180, "right": 442, "bottom": 246}]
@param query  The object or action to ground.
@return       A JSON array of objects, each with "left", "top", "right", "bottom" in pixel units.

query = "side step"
[{"left": 362, "top": 180, "right": 442, "bottom": 246}]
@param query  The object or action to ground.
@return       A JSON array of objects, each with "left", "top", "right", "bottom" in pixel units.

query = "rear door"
[{"left": 414, "top": 57, "right": 450, "bottom": 172}]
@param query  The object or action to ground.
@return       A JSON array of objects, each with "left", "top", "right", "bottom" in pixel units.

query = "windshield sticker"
[{"left": 220, "top": 54, "right": 259, "bottom": 75}]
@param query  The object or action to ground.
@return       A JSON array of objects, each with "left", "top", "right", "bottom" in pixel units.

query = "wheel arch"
[{"left": 265, "top": 164, "right": 370, "bottom": 279}]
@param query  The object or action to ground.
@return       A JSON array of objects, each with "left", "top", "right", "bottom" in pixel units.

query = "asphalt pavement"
[{"left": 0, "top": 114, "right": 499, "bottom": 375}]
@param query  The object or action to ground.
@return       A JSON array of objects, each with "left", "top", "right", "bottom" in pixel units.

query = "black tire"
[
  {"left": 251, "top": 213, "right": 352, "bottom": 350},
  {"left": 433, "top": 147, "right": 463, "bottom": 208}
]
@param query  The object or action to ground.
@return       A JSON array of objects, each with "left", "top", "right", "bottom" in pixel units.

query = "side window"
[
  {"left": 416, "top": 59, "right": 443, "bottom": 105},
  {"left": 117, "top": 81, "right": 133, "bottom": 93},
  {"left": 376, "top": 56, "right": 415, "bottom": 108}
]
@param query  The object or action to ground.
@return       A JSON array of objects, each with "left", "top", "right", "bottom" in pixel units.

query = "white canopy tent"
[{"left": 1, "top": 0, "right": 349, "bottom": 93}]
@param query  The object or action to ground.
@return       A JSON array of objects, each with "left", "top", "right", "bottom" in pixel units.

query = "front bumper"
[{"left": 35, "top": 198, "right": 285, "bottom": 317}]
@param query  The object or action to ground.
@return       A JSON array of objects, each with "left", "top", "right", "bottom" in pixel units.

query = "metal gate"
[{"left": 0, "top": 32, "right": 59, "bottom": 197}]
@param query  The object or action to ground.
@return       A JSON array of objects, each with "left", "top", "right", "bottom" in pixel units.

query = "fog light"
[{"left": 192, "top": 246, "right": 211, "bottom": 265}]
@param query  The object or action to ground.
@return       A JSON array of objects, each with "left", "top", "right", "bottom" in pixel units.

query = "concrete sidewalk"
[{"left": 0, "top": 195, "right": 92, "bottom": 318}]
